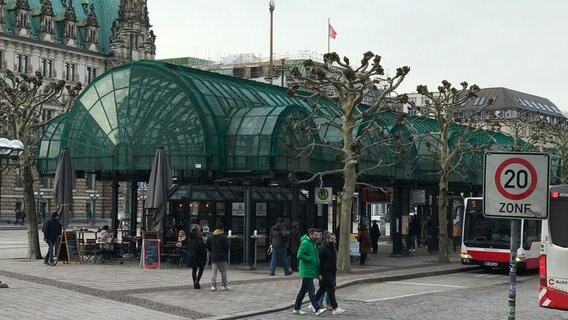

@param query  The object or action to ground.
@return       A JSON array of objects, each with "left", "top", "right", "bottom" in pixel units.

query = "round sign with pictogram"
[
  {"left": 483, "top": 152, "right": 549, "bottom": 219},
  {"left": 314, "top": 187, "right": 332, "bottom": 204}
]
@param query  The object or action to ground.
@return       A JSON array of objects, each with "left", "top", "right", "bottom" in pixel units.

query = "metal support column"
[
  {"left": 111, "top": 180, "right": 119, "bottom": 237},
  {"left": 243, "top": 181, "right": 253, "bottom": 267},
  {"left": 130, "top": 181, "right": 138, "bottom": 237}
]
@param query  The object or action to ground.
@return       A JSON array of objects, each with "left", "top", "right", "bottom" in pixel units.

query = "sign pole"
[{"left": 508, "top": 219, "right": 520, "bottom": 320}]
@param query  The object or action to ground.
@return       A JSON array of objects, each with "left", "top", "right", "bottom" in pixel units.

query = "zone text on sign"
[{"left": 499, "top": 202, "right": 531, "bottom": 214}]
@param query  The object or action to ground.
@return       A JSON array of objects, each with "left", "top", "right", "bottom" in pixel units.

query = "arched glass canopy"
[
  {"left": 36, "top": 60, "right": 329, "bottom": 179},
  {"left": 36, "top": 60, "right": 548, "bottom": 187}
]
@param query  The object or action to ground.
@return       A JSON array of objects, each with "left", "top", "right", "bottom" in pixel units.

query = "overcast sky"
[{"left": 146, "top": 0, "right": 568, "bottom": 111}]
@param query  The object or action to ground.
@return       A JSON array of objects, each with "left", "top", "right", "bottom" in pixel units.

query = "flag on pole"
[{"left": 328, "top": 23, "right": 337, "bottom": 39}]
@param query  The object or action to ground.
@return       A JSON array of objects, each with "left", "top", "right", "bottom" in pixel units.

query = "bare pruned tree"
[
  {"left": 485, "top": 109, "right": 548, "bottom": 152},
  {"left": 288, "top": 51, "right": 410, "bottom": 272},
  {"left": 538, "top": 119, "right": 568, "bottom": 183},
  {"left": 0, "top": 69, "right": 81, "bottom": 259},
  {"left": 409, "top": 81, "right": 492, "bottom": 263}
]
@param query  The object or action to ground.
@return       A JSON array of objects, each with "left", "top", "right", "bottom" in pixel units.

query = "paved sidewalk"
[{"left": 0, "top": 227, "right": 476, "bottom": 320}]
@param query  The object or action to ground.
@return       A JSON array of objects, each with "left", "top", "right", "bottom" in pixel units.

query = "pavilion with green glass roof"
[{"left": 36, "top": 60, "right": 554, "bottom": 260}]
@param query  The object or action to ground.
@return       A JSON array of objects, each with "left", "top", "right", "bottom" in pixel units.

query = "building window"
[
  {"left": 41, "top": 58, "right": 53, "bottom": 78},
  {"left": 16, "top": 54, "right": 28, "bottom": 73},
  {"left": 65, "top": 62, "right": 75, "bottom": 81},
  {"left": 15, "top": 168, "right": 22, "bottom": 187},
  {"left": 0, "top": 51, "right": 3, "bottom": 70},
  {"left": 42, "top": 109, "right": 53, "bottom": 122},
  {"left": 473, "top": 97, "right": 486, "bottom": 106},
  {"left": 87, "top": 66, "right": 97, "bottom": 83},
  {"left": 88, "top": 29, "right": 96, "bottom": 43},
  {"left": 42, "top": 17, "right": 53, "bottom": 33},
  {"left": 86, "top": 173, "right": 95, "bottom": 190}
]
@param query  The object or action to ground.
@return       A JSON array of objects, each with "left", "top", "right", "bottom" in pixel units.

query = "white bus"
[
  {"left": 539, "top": 184, "right": 568, "bottom": 310},
  {"left": 460, "top": 197, "right": 540, "bottom": 271}
]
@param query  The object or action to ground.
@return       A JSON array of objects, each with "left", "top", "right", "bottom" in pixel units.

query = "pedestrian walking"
[
  {"left": 315, "top": 233, "right": 345, "bottom": 315},
  {"left": 269, "top": 217, "right": 293, "bottom": 276},
  {"left": 292, "top": 228, "right": 327, "bottom": 316},
  {"left": 423, "top": 215, "right": 435, "bottom": 253},
  {"left": 357, "top": 224, "right": 372, "bottom": 266},
  {"left": 187, "top": 225, "right": 207, "bottom": 289},
  {"left": 42, "top": 212, "right": 62, "bottom": 266},
  {"left": 408, "top": 215, "right": 418, "bottom": 252},
  {"left": 370, "top": 220, "right": 381, "bottom": 254},
  {"left": 289, "top": 221, "right": 301, "bottom": 272},
  {"left": 14, "top": 209, "right": 21, "bottom": 225},
  {"left": 206, "top": 222, "right": 230, "bottom": 291}
]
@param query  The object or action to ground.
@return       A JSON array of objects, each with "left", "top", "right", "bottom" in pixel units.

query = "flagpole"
[{"left": 327, "top": 18, "right": 330, "bottom": 54}]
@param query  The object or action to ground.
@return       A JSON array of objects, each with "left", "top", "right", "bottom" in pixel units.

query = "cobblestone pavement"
[
  {"left": 241, "top": 276, "right": 568, "bottom": 320},
  {"left": 0, "top": 226, "right": 479, "bottom": 319}
]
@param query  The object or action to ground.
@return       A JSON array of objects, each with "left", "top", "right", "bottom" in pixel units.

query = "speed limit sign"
[{"left": 483, "top": 152, "right": 549, "bottom": 219}]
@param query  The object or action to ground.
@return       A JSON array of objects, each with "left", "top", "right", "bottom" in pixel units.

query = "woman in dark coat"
[
  {"left": 357, "top": 224, "right": 372, "bottom": 266},
  {"left": 186, "top": 225, "right": 207, "bottom": 289}
]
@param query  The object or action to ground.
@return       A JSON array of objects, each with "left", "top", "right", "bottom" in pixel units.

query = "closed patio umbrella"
[
  {"left": 53, "top": 148, "right": 76, "bottom": 228},
  {"left": 144, "top": 147, "right": 173, "bottom": 231}
]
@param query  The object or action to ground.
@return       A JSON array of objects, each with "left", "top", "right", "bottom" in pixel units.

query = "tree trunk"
[
  {"left": 437, "top": 170, "right": 450, "bottom": 263},
  {"left": 337, "top": 163, "right": 356, "bottom": 273},
  {"left": 22, "top": 157, "right": 42, "bottom": 259}
]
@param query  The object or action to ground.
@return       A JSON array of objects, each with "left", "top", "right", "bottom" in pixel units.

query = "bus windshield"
[
  {"left": 549, "top": 193, "right": 568, "bottom": 248},
  {"left": 463, "top": 199, "right": 513, "bottom": 249}
]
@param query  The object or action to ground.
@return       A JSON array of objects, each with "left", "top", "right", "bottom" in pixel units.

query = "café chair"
[{"left": 83, "top": 238, "right": 97, "bottom": 263}]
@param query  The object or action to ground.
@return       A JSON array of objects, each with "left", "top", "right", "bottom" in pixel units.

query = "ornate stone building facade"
[{"left": 0, "top": 0, "right": 155, "bottom": 222}]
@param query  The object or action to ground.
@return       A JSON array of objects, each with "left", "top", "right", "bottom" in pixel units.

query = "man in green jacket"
[{"left": 292, "top": 228, "right": 327, "bottom": 316}]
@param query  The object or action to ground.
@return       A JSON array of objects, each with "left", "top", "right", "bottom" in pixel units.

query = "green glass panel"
[
  {"left": 258, "top": 136, "right": 271, "bottom": 155},
  {"left": 79, "top": 86, "right": 100, "bottom": 109},
  {"left": 247, "top": 107, "right": 272, "bottom": 116},
  {"left": 238, "top": 116, "right": 265, "bottom": 135},
  {"left": 261, "top": 116, "right": 277, "bottom": 135},
  {"left": 94, "top": 73, "right": 115, "bottom": 97},
  {"left": 101, "top": 92, "right": 118, "bottom": 131},
  {"left": 88, "top": 101, "right": 116, "bottom": 144},
  {"left": 112, "top": 69, "right": 131, "bottom": 89}
]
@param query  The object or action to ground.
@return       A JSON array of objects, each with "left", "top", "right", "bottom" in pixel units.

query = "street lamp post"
[
  {"left": 34, "top": 191, "right": 44, "bottom": 222},
  {"left": 0, "top": 138, "right": 23, "bottom": 289},
  {"left": 278, "top": 58, "right": 287, "bottom": 87},
  {"left": 269, "top": 0, "right": 275, "bottom": 85},
  {"left": 89, "top": 193, "right": 100, "bottom": 226},
  {"left": 0, "top": 138, "right": 24, "bottom": 223}
]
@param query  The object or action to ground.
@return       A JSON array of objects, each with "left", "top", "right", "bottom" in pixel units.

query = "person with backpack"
[
  {"left": 292, "top": 228, "right": 327, "bottom": 316},
  {"left": 206, "top": 222, "right": 231, "bottom": 291},
  {"left": 269, "top": 217, "right": 293, "bottom": 276},
  {"left": 42, "top": 212, "right": 62, "bottom": 266}
]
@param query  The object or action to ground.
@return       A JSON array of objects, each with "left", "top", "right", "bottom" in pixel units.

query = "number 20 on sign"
[{"left": 483, "top": 152, "right": 549, "bottom": 219}]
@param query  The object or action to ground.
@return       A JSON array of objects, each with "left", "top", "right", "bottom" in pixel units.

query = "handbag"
[{"left": 266, "top": 244, "right": 273, "bottom": 255}]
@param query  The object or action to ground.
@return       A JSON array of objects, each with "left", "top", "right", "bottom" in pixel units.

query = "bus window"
[
  {"left": 522, "top": 220, "right": 541, "bottom": 250},
  {"left": 549, "top": 198, "right": 568, "bottom": 248},
  {"left": 463, "top": 208, "right": 512, "bottom": 249}
]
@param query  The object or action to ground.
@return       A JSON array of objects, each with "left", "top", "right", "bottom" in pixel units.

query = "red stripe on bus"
[
  {"left": 468, "top": 250, "right": 509, "bottom": 262},
  {"left": 540, "top": 285, "right": 568, "bottom": 311}
]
